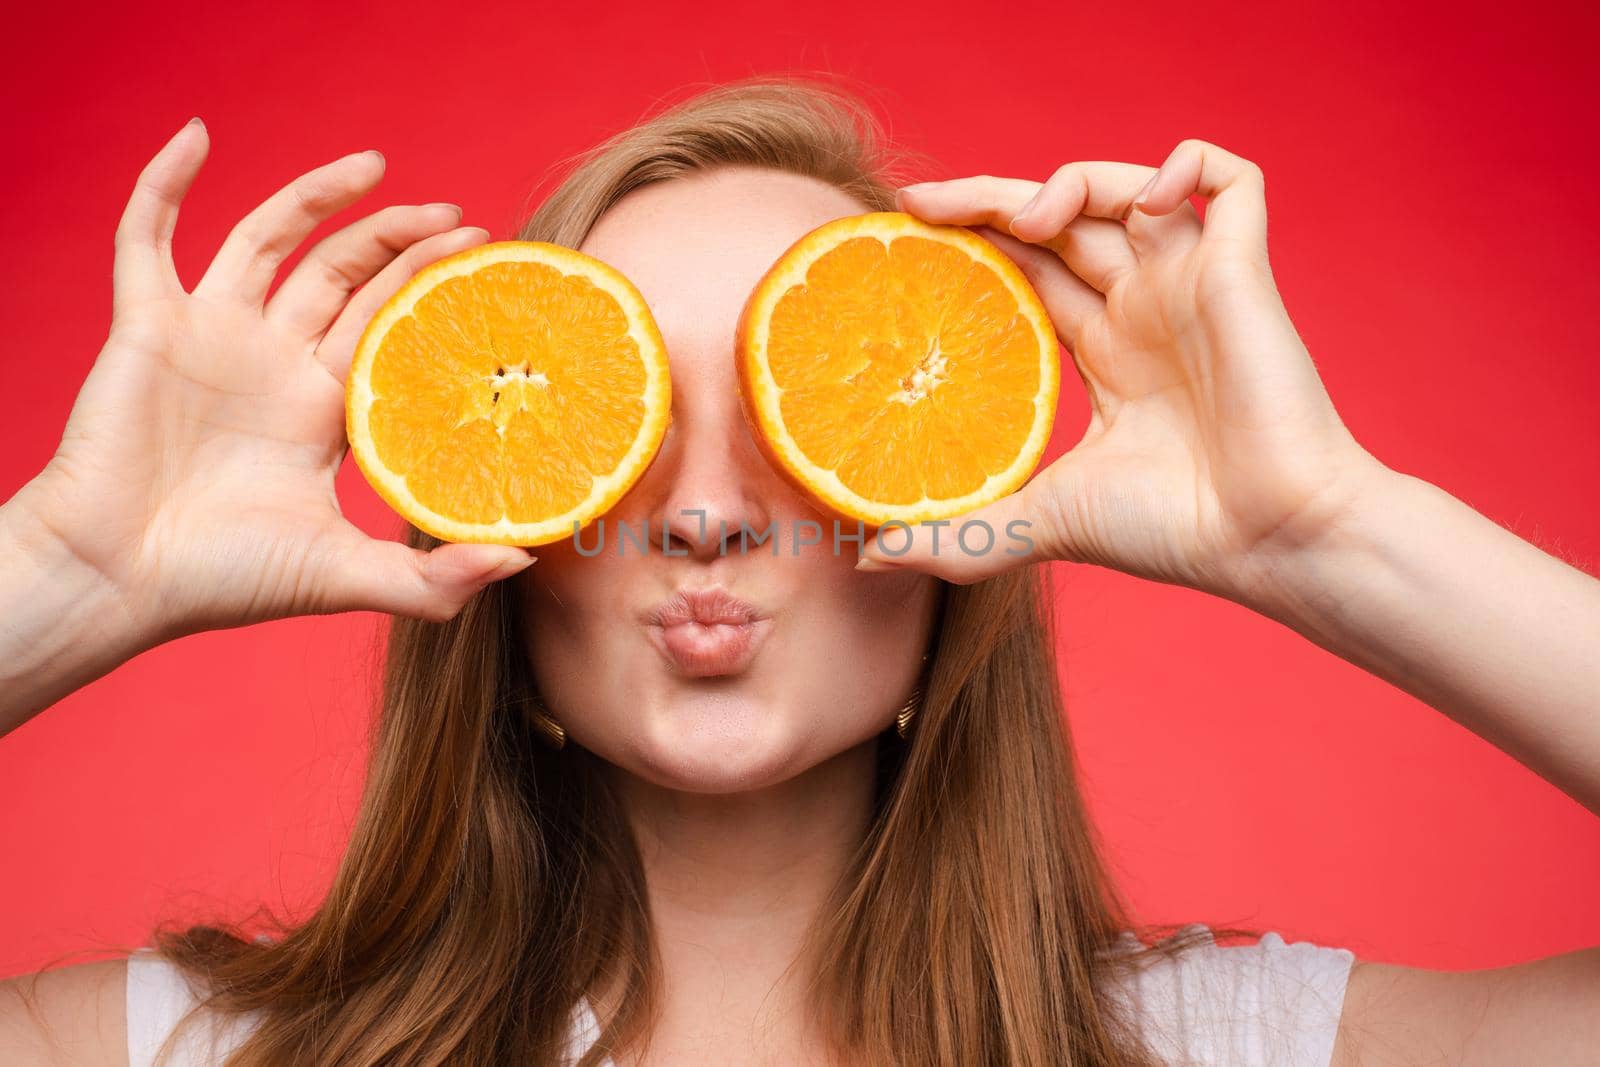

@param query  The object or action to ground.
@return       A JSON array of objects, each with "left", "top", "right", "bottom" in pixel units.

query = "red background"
[{"left": 3, "top": 1, "right": 1597, "bottom": 980}]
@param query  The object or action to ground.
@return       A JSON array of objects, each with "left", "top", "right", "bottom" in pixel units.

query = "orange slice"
[
  {"left": 736, "top": 211, "right": 1060, "bottom": 528},
  {"left": 346, "top": 241, "right": 671, "bottom": 546}
]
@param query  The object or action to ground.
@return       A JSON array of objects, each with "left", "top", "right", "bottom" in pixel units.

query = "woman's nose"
[{"left": 650, "top": 396, "right": 776, "bottom": 563}]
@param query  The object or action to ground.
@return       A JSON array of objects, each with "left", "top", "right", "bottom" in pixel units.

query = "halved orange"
[
  {"left": 346, "top": 241, "right": 671, "bottom": 546},
  {"left": 736, "top": 212, "right": 1060, "bottom": 528}
]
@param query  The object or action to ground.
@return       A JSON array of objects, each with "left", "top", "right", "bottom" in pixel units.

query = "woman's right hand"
[{"left": 10, "top": 119, "right": 536, "bottom": 651}]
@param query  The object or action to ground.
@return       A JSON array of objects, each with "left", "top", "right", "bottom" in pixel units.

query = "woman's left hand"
[
  {"left": 855, "top": 146, "right": 1600, "bottom": 1067},
  {"left": 857, "top": 139, "right": 1389, "bottom": 601}
]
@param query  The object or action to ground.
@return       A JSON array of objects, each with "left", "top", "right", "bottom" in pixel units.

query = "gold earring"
[
  {"left": 529, "top": 693, "right": 567, "bottom": 750},
  {"left": 896, "top": 652, "right": 932, "bottom": 741},
  {"left": 895, "top": 687, "right": 922, "bottom": 740}
]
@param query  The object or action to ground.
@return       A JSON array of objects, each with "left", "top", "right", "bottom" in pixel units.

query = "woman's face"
[{"left": 517, "top": 166, "right": 940, "bottom": 794}]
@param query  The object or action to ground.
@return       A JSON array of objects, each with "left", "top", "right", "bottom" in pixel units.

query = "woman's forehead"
[{"left": 578, "top": 167, "right": 866, "bottom": 341}]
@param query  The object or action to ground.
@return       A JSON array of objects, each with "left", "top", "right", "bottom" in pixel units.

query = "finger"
[
  {"left": 316, "top": 225, "right": 491, "bottom": 382},
  {"left": 970, "top": 225, "right": 1103, "bottom": 357},
  {"left": 1003, "top": 159, "right": 1203, "bottom": 263},
  {"left": 194, "top": 149, "right": 386, "bottom": 307},
  {"left": 898, "top": 176, "right": 1138, "bottom": 293},
  {"left": 1132, "top": 139, "right": 1268, "bottom": 251},
  {"left": 1008, "top": 161, "right": 1156, "bottom": 230},
  {"left": 853, "top": 449, "right": 1105, "bottom": 583},
  {"left": 1125, "top": 199, "right": 1203, "bottom": 260},
  {"left": 264, "top": 202, "right": 464, "bottom": 342},
  {"left": 1040, "top": 217, "right": 1137, "bottom": 293},
  {"left": 853, "top": 478, "right": 1054, "bottom": 585},
  {"left": 113, "top": 118, "right": 210, "bottom": 307},
  {"left": 322, "top": 531, "right": 537, "bottom": 621}
]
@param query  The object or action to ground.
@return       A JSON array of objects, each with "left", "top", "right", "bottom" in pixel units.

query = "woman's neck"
[{"left": 603, "top": 738, "right": 878, "bottom": 1064}]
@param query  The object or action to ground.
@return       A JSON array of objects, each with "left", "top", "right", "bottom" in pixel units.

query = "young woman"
[{"left": 1, "top": 77, "right": 1596, "bottom": 1066}]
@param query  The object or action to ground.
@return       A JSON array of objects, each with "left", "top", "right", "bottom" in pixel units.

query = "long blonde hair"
[{"left": 150, "top": 74, "right": 1201, "bottom": 1066}]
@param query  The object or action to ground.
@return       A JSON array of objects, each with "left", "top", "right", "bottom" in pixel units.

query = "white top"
[{"left": 126, "top": 925, "right": 1353, "bottom": 1066}]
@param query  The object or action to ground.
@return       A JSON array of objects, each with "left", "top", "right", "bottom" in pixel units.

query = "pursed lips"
[{"left": 643, "top": 586, "right": 772, "bottom": 677}]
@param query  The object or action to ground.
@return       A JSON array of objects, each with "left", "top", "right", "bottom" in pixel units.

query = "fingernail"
[
  {"left": 1130, "top": 172, "right": 1159, "bottom": 213},
  {"left": 899, "top": 182, "right": 934, "bottom": 196},
  {"left": 365, "top": 149, "right": 386, "bottom": 165},
  {"left": 187, "top": 116, "right": 205, "bottom": 130},
  {"left": 424, "top": 202, "right": 463, "bottom": 216},
  {"left": 490, "top": 554, "right": 536, "bottom": 580},
  {"left": 1004, "top": 198, "right": 1043, "bottom": 238},
  {"left": 856, "top": 556, "right": 902, "bottom": 572}
]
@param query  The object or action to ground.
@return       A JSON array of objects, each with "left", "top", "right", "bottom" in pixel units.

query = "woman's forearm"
[
  {"left": 0, "top": 475, "right": 158, "bottom": 735},
  {"left": 1239, "top": 465, "right": 1600, "bottom": 812}
]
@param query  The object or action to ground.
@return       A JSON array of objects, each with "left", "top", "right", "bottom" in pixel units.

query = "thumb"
[
  {"left": 853, "top": 477, "right": 1062, "bottom": 584},
  {"left": 327, "top": 535, "right": 536, "bottom": 620}
]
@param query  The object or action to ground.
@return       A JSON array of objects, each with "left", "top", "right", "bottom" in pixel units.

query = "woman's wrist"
[
  {"left": 1221, "top": 453, "right": 1410, "bottom": 636},
  {"left": 1217, "top": 456, "right": 1600, "bottom": 809},
  {"left": 0, "top": 471, "right": 164, "bottom": 734}
]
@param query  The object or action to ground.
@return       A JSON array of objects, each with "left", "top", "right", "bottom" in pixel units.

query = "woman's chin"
[{"left": 611, "top": 700, "right": 813, "bottom": 794}]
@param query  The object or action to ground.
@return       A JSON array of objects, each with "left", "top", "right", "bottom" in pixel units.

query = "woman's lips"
[
  {"left": 645, "top": 586, "right": 771, "bottom": 677},
  {"left": 652, "top": 617, "right": 771, "bottom": 676}
]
